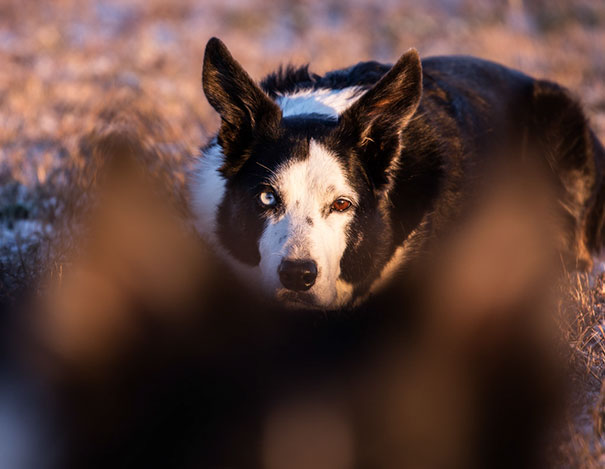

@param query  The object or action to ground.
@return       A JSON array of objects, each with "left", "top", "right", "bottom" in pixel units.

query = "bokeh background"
[
  {"left": 2, "top": 0, "right": 605, "bottom": 192},
  {"left": 1, "top": 0, "right": 605, "bottom": 467}
]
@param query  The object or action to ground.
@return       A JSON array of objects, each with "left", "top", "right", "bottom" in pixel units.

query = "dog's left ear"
[
  {"left": 338, "top": 49, "right": 422, "bottom": 189},
  {"left": 203, "top": 38, "right": 282, "bottom": 172}
]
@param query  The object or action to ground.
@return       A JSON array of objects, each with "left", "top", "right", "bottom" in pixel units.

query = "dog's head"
[{"left": 191, "top": 38, "right": 422, "bottom": 310}]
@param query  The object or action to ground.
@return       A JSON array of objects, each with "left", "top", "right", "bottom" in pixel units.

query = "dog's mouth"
[{"left": 275, "top": 289, "right": 319, "bottom": 309}]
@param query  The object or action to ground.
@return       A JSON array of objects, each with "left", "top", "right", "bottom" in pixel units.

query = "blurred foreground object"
[{"left": 11, "top": 131, "right": 567, "bottom": 469}]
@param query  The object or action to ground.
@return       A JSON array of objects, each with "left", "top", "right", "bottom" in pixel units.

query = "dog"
[{"left": 190, "top": 37, "right": 605, "bottom": 311}]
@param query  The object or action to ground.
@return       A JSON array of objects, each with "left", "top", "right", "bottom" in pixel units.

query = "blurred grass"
[{"left": 0, "top": 0, "right": 605, "bottom": 466}]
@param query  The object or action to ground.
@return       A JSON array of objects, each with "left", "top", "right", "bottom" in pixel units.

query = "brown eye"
[{"left": 330, "top": 198, "right": 352, "bottom": 212}]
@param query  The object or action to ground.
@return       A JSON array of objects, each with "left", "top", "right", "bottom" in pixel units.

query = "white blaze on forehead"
[
  {"left": 272, "top": 140, "right": 358, "bottom": 210},
  {"left": 276, "top": 86, "right": 364, "bottom": 118},
  {"left": 258, "top": 140, "right": 357, "bottom": 308}
]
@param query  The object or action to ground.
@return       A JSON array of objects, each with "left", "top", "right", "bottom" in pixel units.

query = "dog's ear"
[
  {"left": 203, "top": 38, "right": 281, "bottom": 170},
  {"left": 338, "top": 49, "right": 422, "bottom": 189}
]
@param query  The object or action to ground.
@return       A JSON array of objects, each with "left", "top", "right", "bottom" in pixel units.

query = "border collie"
[{"left": 190, "top": 37, "right": 605, "bottom": 311}]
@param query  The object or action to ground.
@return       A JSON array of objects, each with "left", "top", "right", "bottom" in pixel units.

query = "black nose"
[{"left": 278, "top": 259, "right": 318, "bottom": 291}]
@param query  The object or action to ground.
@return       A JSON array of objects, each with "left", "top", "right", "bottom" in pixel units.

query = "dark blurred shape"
[
  {"left": 349, "top": 160, "right": 566, "bottom": 469},
  {"left": 262, "top": 393, "right": 354, "bottom": 469},
  {"left": 9, "top": 131, "right": 566, "bottom": 469},
  {"left": 35, "top": 133, "right": 207, "bottom": 374}
]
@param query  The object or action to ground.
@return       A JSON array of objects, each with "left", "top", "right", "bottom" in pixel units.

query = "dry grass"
[
  {"left": 555, "top": 272, "right": 605, "bottom": 467},
  {"left": 1, "top": 0, "right": 605, "bottom": 466}
]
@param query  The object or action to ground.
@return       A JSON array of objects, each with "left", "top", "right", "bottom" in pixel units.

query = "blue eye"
[{"left": 259, "top": 189, "right": 277, "bottom": 207}]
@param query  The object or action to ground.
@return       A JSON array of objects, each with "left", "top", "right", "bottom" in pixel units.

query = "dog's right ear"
[
  {"left": 336, "top": 49, "right": 422, "bottom": 191},
  {"left": 203, "top": 38, "right": 281, "bottom": 170}
]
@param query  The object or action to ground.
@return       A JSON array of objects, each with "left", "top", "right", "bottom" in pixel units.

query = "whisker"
[{"left": 256, "top": 161, "right": 278, "bottom": 178}]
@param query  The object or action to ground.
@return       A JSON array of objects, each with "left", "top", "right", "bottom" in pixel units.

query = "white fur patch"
[
  {"left": 362, "top": 219, "right": 429, "bottom": 305},
  {"left": 369, "top": 246, "right": 407, "bottom": 296},
  {"left": 258, "top": 140, "right": 357, "bottom": 309},
  {"left": 189, "top": 141, "right": 226, "bottom": 245},
  {"left": 276, "top": 86, "right": 364, "bottom": 118}
]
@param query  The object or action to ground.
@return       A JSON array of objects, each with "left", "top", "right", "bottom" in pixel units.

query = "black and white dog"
[{"left": 190, "top": 37, "right": 605, "bottom": 311}]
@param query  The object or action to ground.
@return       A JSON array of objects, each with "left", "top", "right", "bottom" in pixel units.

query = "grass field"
[{"left": 1, "top": 0, "right": 605, "bottom": 466}]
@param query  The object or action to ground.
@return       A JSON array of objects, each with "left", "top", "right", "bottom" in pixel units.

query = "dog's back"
[{"left": 391, "top": 55, "right": 605, "bottom": 269}]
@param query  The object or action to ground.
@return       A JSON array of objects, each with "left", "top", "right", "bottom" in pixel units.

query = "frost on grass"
[{"left": 0, "top": 179, "right": 56, "bottom": 302}]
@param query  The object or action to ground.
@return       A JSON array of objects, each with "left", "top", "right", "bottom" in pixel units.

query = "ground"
[{"left": 1, "top": 0, "right": 605, "bottom": 466}]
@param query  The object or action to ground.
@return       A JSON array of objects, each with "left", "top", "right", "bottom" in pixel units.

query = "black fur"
[
  {"left": 260, "top": 61, "right": 393, "bottom": 97},
  {"left": 202, "top": 37, "right": 282, "bottom": 176}
]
